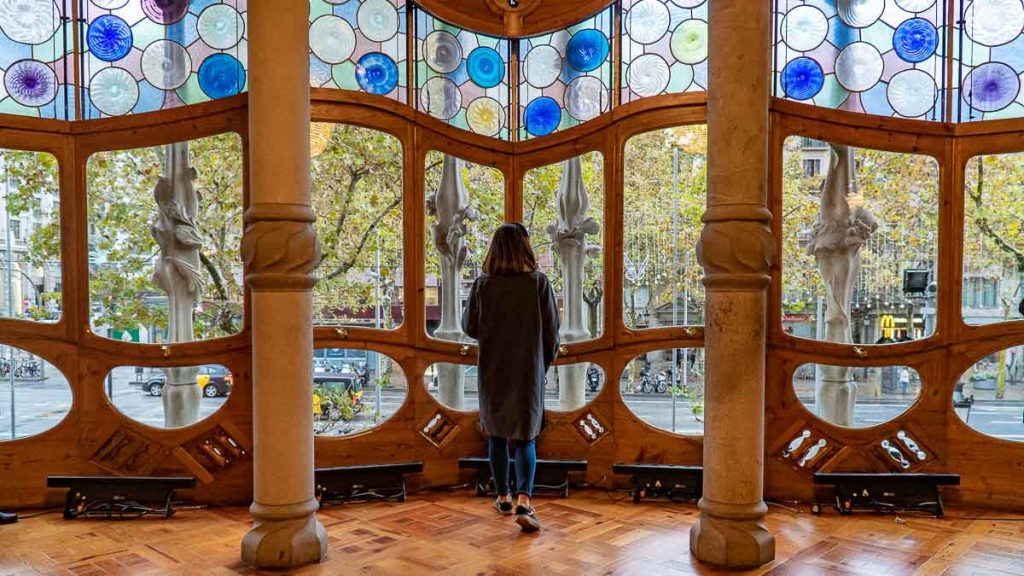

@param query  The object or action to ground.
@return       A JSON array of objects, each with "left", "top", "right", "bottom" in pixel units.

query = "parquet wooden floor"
[{"left": 2, "top": 490, "right": 1024, "bottom": 575}]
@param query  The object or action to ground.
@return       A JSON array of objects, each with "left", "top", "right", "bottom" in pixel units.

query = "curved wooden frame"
[{"left": 1, "top": 86, "right": 1023, "bottom": 509}]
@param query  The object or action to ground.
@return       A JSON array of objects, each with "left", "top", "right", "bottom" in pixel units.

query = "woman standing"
[{"left": 463, "top": 223, "right": 560, "bottom": 533}]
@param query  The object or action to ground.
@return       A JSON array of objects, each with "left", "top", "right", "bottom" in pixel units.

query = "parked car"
[
  {"left": 142, "top": 365, "right": 233, "bottom": 398},
  {"left": 313, "top": 372, "right": 365, "bottom": 421}
]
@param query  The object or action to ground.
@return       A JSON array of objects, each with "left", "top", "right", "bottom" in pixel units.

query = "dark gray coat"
[{"left": 463, "top": 271, "right": 560, "bottom": 441}]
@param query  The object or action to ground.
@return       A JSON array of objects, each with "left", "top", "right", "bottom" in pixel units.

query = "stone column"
[
  {"left": 240, "top": 0, "right": 327, "bottom": 568},
  {"left": 548, "top": 156, "right": 599, "bottom": 409},
  {"left": 689, "top": 0, "right": 775, "bottom": 568},
  {"left": 427, "top": 155, "right": 478, "bottom": 409}
]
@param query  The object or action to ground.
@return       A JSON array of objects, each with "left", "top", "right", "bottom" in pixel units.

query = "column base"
[
  {"left": 241, "top": 498, "right": 328, "bottom": 568},
  {"left": 689, "top": 498, "right": 775, "bottom": 568}
]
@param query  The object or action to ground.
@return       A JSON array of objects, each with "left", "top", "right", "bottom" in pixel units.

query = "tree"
[{"left": 311, "top": 124, "right": 405, "bottom": 327}]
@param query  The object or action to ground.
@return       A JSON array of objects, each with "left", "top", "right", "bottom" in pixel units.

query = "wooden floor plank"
[{"left": 2, "top": 491, "right": 1023, "bottom": 575}]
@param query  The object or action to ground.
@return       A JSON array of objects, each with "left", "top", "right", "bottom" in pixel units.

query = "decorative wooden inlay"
[
  {"left": 174, "top": 423, "right": 251, "bottom": 484},
  {"left": 571, "top": 411, "right": 608, "bottom": 445},
  {"left": 420, "top": 411, "right": 460, "bottom": 449},
  {"left": 769, "top": 420, "right": 843, "bottom": 475},
  {"left": 89, "top": 427, "right": 170, "bottom": 476},
  {"left": 872, "top": 427, "right": 934, "bottom": 473}
]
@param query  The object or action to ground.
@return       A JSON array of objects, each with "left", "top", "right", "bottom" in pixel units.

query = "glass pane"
[
  {"left": 795, "top": 363, "right": 919, "bottom": 428},
  {"left": 309, "top": 0, "right": 408, "bottom": 104},
  {"left": 87, "top": 133, "right": 244, "bottom": 342},
  {"left": 955, "top": 0, "right": 1024, "bottom": 121},
  {"left": 955, "top": 346, "right": 1024, "bottom": 441},
  {"left": 621, "top": 0, "right": 708, "bottom": 103},
  {"left": 314, "top": 348, "right": 406, "bottom": 436},
  {"left": 0, "top": 2, "right": 71, "bottom": 119},
  {"left": 415, "top": 10, "right": 511, "bottom": 139},
  {"left": 81, "top": 1, "right": 248, "bottom": 118},
  {"left": 426, "top": 362, "right": 477, "bottom": 412},
  {"left": 544, "top": 362, "right": 603, "bottom": 411},
  {"left": 312, "top": 124, "right": 404, "bottom": 328},
  {"left": 772, "top": 0, "right": 946, "bottom": 120},
  {"left": 0, "top": 150, "right": 61, "bottom": 321},
  {"left": 106, "top": 364, "right": 229, "bottom": 429},
  {"left": 519, "top": 8, "right": 613, "bottom": 138},
  {"left": 523, "top": 153, "right": 604, "bottom": 341},
  {"left": 621, "top": 348, "right": 704, "bottom": 435},
  {"left": 623, "top": 125, "right": 706, "bottom": 330},
  {"left": 963, "top": 152, "right": 1024, "bottom": 325},
  {"left": 0, "top": 346, "right": 69, "bottom": 440},
  {"left": 782, "top": 138, "right": 939, "bottom": 344},
  {"left": 423, "top": 152, "right": 503, "bottom": 342}
]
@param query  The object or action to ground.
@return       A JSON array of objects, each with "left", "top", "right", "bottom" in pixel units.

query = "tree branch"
[
  {"left": 325, "top": 196, "right": 403, "bottom": 280},
  {"left": 968, "top": 157, "right": 1024, "bottom": 272},
  {"left": 199, "top": 250, "right": 228, "bottom": 303}
]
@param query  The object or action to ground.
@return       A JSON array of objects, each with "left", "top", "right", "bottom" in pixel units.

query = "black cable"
[{"left": 15, "top": 508, "right": 61, "bottom": 519}]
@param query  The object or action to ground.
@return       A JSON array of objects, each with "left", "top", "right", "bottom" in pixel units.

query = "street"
[{"left": 3, "top": 369, "right": 1023, "bottom": 440}]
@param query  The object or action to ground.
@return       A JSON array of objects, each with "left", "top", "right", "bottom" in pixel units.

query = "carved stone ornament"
[
  {"left": 241, "top": 203, "right": 323, "bottom": 291},
  {"left": 697, "top": 206, "right": 775, "bottom": 290}
]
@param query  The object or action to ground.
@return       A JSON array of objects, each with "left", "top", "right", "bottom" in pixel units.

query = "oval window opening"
[
  {"left": 426, "top": 362, "right": 477, "bottom": 412},
  {"left": 620, "top": 348, "right": 705, "bottom": 435},
  {"left": 955, "top": 347, "right": 1024, "bottom": 441},
  {"left": 794, "top": 363, "right": 919, "bottom": 428},
  {"left": 107, "top": 364, "right": 231, "bottom": 429},
  {"left": 0, "top": 347, "right": 70, "bottom": 440},
  {"left": 545, "top": 363, "right": 604, "bottom": 412},
  {"left": 314, "top": 348, "right": 407, "bottom": 436}
]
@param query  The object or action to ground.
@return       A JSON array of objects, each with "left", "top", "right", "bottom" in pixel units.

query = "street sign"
[{"left": 110, "top": 328, "right": 141, "bottom": 343}]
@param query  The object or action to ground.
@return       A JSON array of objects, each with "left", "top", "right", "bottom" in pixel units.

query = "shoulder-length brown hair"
[{"left": 483, "top": 223, "right": 538, "bottom": 274}]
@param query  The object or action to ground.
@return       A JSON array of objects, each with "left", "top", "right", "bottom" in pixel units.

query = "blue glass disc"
[
  {"left": 356, "top": 52, "right": 399, "bottom": 95},
  {"left": 87, "top": 15, "right": 133, "bottom": 63},
  {"left": 967, "top": 62, "right": 1020, "bottom": 112},
  {"left": 198, "top": 53, "right": 246, "bottom": 99},
  {"left": 781, "top": 57, "right": 824, "bottom": 100},
  {"left": 524, "top": 96, "right": 561, "bottom": 137},
  {"left": 467, "top": 46, "right": 503, "bottom": 89},
  {"left": 566, "top": 29, "right": 609, "bottom": 72},
  {"left": 893, "top": 18, "right": 938, "bottom": 64}
]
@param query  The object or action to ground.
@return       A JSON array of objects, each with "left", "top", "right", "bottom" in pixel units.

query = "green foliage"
[{"left": 312, "top": 125, "right": 404, "bottom": 326}]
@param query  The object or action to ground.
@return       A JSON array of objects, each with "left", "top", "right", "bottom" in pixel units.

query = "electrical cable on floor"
[
  {"left": 15, "top": 508, "right": 61, "bottom": 519},
  {"left": 766, "top": 500, "right": 802, "bottom": 513}
]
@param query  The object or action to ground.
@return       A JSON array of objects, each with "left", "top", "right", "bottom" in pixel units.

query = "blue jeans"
[{"left": 488, "top": 436, "right": 536, "bottom": 497}]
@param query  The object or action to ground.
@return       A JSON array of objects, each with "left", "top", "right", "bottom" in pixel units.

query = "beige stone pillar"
[
  {"left": 689, "top": 0, "right": 775, "bottom": 568},
  {"left": 240, "top": 0, "right": 327, "bottom": 568}
]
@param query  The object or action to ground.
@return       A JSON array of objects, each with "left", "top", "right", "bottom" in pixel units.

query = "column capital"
[{"left": 241, "top": 204, "right": 322, "bottom": 292}]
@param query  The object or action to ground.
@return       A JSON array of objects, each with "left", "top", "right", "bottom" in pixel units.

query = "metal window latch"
[
  {"left": 335, "top": 327, "right": 349, "bottom": 339},
  {"left": 459, "top": 345, "right": 470, "bottom": 357},
  {"left": 853, "top": 346, "right": 867, "bottom": 359},
  {"left": 160, "top": 345, "right": 170, "bottom": 358}
]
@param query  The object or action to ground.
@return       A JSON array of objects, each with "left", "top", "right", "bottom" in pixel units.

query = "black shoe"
[
  {"left": 0, "top": 511, "right": 17, "bottom": 524},
  {"left": 493, "top": 498, "right": 513, "bottom": 515},
  {"left": 514, "top": 504, "right": 540, "bottom": 532}
]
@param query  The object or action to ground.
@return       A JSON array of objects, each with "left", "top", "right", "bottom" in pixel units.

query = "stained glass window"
[
  {"left": 79, "top": 0, "right": 247, "bottom": 119},
  {"left": 309, "top": 0, "right": 407, "bottom": 104},
  {"left": 956, "top": 0, "right": 1024, "bottom": 121},
  {"left": 519, "top": 8, "right": 613, "bottom": 139},
  {"left": 0, "top": 0, "right": 72, "bottom": 119},
  {"left": 415, "top": 10, "right": 510, "bottom": 139},
  {"left": 772, "top": 0, "right": 947, "bottom": 121},
  {"left": 621, "top": 0, "right": 707, "bottom": 103}
]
